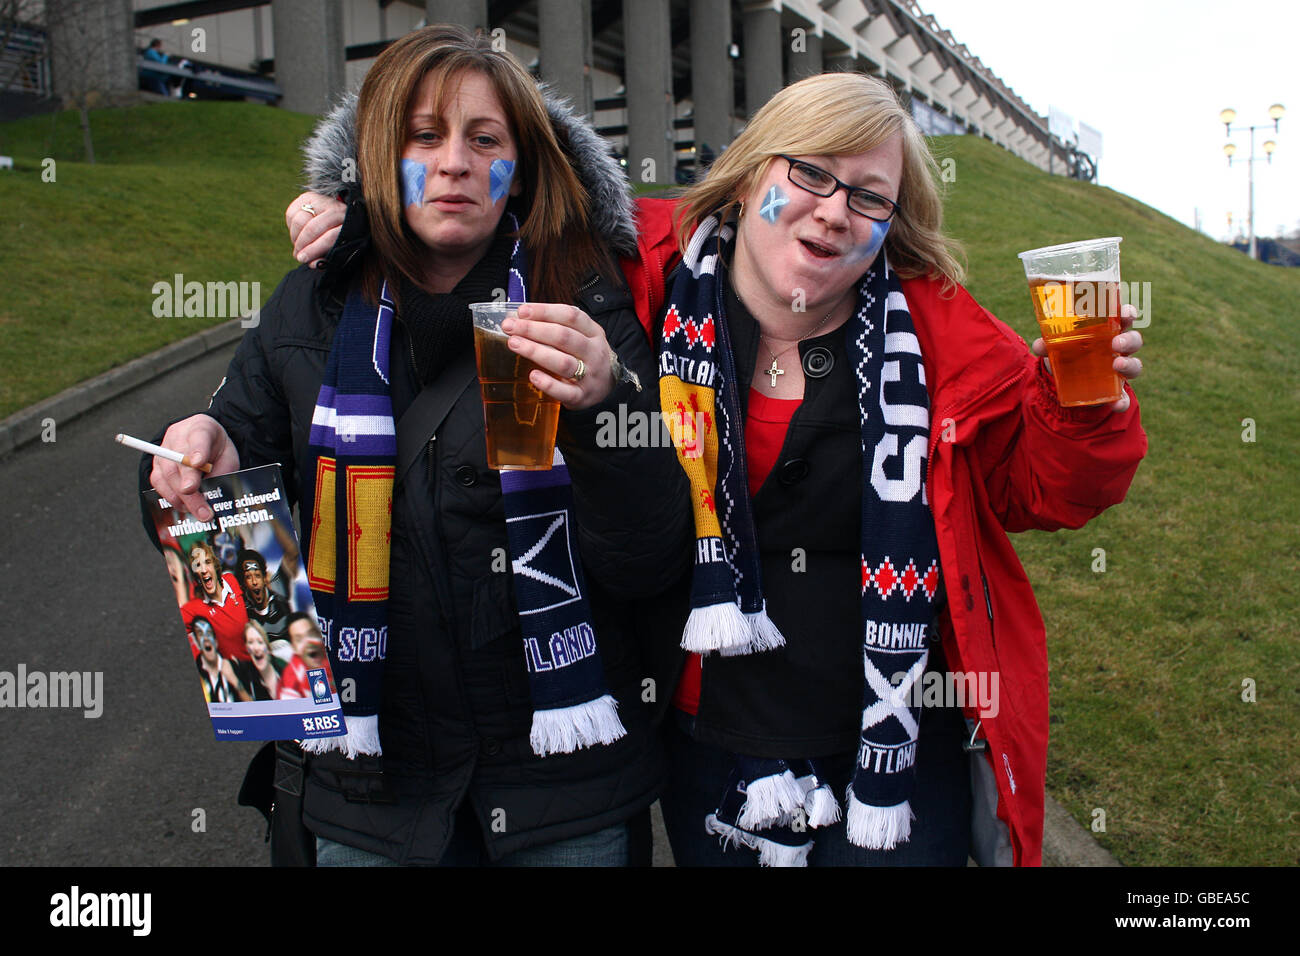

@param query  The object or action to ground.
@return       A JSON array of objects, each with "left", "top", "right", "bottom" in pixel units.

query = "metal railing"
[{"left": 0, "top": 21, "right": 50, "bottom": 97}]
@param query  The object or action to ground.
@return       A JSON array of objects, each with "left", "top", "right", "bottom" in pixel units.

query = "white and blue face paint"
[
  {"left": 489, "top": 158, "right": 515, "bottom": 204},
  {"left": 847, "top": 218, "right": 891, "bottom": 264},
  {"left": 759, "top": 184, "right": 789, "bottom": 223},
  {"left": 401, "top": 159, "right": 426, "bottom": 207}
]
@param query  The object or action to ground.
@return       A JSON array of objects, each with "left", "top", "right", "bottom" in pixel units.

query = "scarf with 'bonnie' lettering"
[{"left": 659, "top": 214, "right": 943, "bottom": 863}]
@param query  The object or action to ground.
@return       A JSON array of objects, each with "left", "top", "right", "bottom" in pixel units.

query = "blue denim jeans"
[
  {"left": 660, "top": 703, "right": 972, "bottom": 867},
  {"left": 316, "top": 801, "right": 630, "bottom": 867}
]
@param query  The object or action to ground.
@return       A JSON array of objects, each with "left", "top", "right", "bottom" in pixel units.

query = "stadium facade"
[{"left": 10, "top": 1, "right": 1072, "bottom": 176}]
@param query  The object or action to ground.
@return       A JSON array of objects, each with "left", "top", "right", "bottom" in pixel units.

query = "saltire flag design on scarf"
[
  {"left": 302, "top": 213, "right": 624, "bottom": 759},
  {"left": 500, "top": 456, "right": 626, "bottom": 755},
  {"left": 660, "top": 215, "right": 942, "bottom": 864}
]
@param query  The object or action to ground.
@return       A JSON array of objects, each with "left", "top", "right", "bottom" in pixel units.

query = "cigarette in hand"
[{"left": 115, "top": 433, "right": 213, "bottom": 473}]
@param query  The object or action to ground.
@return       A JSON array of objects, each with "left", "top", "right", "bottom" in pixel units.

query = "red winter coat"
[{"left": 622, "top": 197, "right": 1148, "bottom": 866}]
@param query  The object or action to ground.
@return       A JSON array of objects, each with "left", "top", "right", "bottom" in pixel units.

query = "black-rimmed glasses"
[{"left": 777, "top": 154, "right": 900, "bottom": 222}]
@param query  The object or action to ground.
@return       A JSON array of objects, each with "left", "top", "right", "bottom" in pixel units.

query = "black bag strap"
[{"left": 394, "top": 350, "right": 477, "bottom": 487}]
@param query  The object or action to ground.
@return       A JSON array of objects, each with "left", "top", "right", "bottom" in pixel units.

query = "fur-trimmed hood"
[{"left": 301, "top": 87, "right": 638, "bottom": 258}]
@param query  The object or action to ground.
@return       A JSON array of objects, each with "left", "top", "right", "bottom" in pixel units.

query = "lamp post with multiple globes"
[{"left": 1220, "top": 104, "right": 1284, "bottom": 260}]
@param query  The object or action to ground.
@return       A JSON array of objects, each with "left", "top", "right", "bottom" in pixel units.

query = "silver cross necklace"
[{"left": 759, "top": 306, "right": 838, "bottom": 388}]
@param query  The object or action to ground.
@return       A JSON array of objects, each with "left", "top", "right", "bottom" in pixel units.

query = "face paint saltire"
[
  {"left": 489, "top": 158, "right": 515, "bottom": 204},
  {"left": 401, "top": 159, "right": 426, "bottom": 207},
  {"left": 759, "top": 185, "right": 789, "bottom": 223},
  {"left": 847, "top": 218, "right": 891, "bottom": 264}
]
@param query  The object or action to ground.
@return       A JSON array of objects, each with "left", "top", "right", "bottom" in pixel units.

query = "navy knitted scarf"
[
  {"left": 661, "top": 215, "right": 942, "bottom": 863},
  {"left": 302, "top": 216, "right": 625, "bottom": 758}
]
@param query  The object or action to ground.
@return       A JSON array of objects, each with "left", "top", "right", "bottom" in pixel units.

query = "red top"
[
  {"left": 182, "top": 572, "right": 250, "bottom": 662},
  {"left": 672, "top": 389, "right": 802, "bottom": 716},
  {"left": 277, "top": 655, "right": 312, "bottom": 699}
]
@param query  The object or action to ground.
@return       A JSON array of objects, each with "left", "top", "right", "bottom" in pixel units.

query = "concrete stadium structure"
[{"left": 17, "top": 1, "right": 1073, "bottom": 177}]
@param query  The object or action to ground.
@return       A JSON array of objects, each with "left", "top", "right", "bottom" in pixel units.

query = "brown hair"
[
  {"left": 356, "top": 25, "right": 612, "bottom": 303},
  {"left": 676, "top": 72, "right": 964, "bottom": 287}
]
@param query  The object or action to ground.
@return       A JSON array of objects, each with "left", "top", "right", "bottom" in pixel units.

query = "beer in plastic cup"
[
  {"left": 1017, "top": 237, "right": 1123, "bottom": 407},
  {"left": 469, "top": 302, "right": 560, "bottom": 470}
]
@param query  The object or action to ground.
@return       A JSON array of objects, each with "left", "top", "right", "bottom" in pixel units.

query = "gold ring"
[
  {"left": 300, "top": 202, "right": 317, "bottom": 216},
  {"left": 573, "top": 359, "right": 587, "bottom": 382}
]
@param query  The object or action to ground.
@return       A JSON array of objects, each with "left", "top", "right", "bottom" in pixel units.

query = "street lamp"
[{"left": 1220, "top": 104, "right": 1285, "bottom": 260}]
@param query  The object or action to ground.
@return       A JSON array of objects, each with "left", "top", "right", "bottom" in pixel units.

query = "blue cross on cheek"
[{"left": 760, "top": 185, "right": 789, "bottom": 223}]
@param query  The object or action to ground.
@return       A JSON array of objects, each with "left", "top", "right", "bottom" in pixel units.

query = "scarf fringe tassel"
[
  {"left": 300, "top": 714, "right": 381, "bottom": 759},
  {"left": 529, "top": 694, "right": 627, "bottom": 756},
  {"left": 736, "top": 769, "right": 805, "bottom": 830},
  {"left": 803, "top": 783, "right": 843, "bottom": 828},
  {"left": 743, "top": 604, "right": 786, "bottom": 652},
  {"left": 845, "top": 787, "right": 915, "bottom": 850},
  {"left": 705, "top": 814, "right": 812, "bottom": 867},
  {"left": 681, "top": 601, "right": 753, "bottom": 654}
]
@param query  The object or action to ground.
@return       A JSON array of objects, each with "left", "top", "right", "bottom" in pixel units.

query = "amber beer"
[
  {"left": 1018, "top": 237, "right": 1124, "bottom": 407},
  {"left": 470, "top": 303, "right": 560, "bottom": 470},
  {"left": 1027, "top": 277, "right": 1122, "bottom": 406}
]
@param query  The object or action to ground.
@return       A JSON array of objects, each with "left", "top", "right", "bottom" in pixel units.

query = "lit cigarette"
[{"left": 115, "top": 433, "right": 213, "bottom": 473}]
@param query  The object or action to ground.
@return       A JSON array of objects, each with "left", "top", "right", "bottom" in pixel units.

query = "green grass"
[
  {"left": 937, "top": 134, "right": 1300, "bottom": 866},
  {"left": 0, "top": 102, "right": 317, "bottom": 417},
  {"left": 2, "top": 107, "right": 1296, "bottom": 864}
]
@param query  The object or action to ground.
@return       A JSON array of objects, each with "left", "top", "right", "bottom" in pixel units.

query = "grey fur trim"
[
  {"left": 302, "top": 90, "right": 360, "bottom": 199},
  {"left": 301, "top": 85, "right": 638, "bottom": 258}
]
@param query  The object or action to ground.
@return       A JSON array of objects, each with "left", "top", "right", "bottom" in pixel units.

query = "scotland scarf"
[
  {"left": 659, "top": 215, "right": 942, "bottom": 863},
  {"left": 303, "top": 216, "right": 624, "bottom": 758}
]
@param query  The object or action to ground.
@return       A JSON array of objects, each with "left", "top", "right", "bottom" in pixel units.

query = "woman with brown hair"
[{"left": 144, "top": 25, "right": 688, "bottom": 866}]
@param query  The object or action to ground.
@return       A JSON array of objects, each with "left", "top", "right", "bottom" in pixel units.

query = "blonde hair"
[
  {"left": 676, "top": 72, "right": 964, "bottom": 287},
  {"left": 243, "top": 619, "right": 270, "bottom": 645},
  {"left": 356, "top": 24, "right": 612, "bottom": 302}
]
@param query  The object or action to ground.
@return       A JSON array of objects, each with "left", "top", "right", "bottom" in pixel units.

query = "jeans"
[
  {"left": 316, "top": 800, "right": 630, "bottom": 867},
  {"left": 659, "top": 702, "right": 973, "bottom": 867}
]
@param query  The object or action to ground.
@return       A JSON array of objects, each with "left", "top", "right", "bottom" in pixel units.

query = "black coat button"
[
  {"left": 964, "top": 594, "right": 975, "bottom": 611},
  {"left": 960, "top": 574, "right": 970, "bottom": 591},
  {"left": 481, "top": 737, "right": 501, "bottom": 756},
  {"left": 455, "top": 465, "right": 477, "bottom": 487},
  {"left": 803, "top": 347, "right": 833, "bottom": 378},
  {"left": 779, "top": 459, "right": 810, "bottom": 485}
]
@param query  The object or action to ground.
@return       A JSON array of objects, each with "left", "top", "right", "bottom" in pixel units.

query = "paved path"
[{"left": 0, "top": 345, "right": 267, "bottom": 865}]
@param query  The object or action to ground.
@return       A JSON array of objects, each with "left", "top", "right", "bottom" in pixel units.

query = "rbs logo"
[{"left": 302, "top": 714, "right": 341, "bottom": 733}]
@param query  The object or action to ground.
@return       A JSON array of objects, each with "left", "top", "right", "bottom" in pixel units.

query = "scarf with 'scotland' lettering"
[
  {"left": 660, "top": 215, "right": 942, "bottom": 863},
  {"left": 302, "top": 214, "right": 624, "bottom": 758}
]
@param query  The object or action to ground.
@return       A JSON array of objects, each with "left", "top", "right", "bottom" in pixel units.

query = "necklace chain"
[{"left": 759, "top": 306, "right": 838, "bottom": 388}]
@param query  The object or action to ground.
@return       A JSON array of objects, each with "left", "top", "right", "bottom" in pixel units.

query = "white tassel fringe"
[
  {"left": 529, "top": 694, "right": 627, "bottom": 756},
  {"left": 845, "top": 786, "right": 914, "bottom": 850},
  {"left": 681, "top": 601, "right": 753, "bottom": 654},
  {"left": 300, "top": 714, "right": 381, "bottom": 758},
  {"left": 744, "top": 603, "right": 787, "bottom": 652},
  {"left": 804, "top": 784, "right": 843, "bottom": 828},
  {"left": 736, "top": 769, "right": 805, "bottom": 830},
  {"left": 705, "top": 814, "right": 812, "bottom": 867}
]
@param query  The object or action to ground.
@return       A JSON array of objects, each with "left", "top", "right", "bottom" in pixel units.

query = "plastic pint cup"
[
  {"left": 1017, "top": 237, "right": 1124, "bottom": 407},
  {"left": 469, "top": 302, "right": 560, "bottom": 470}
]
